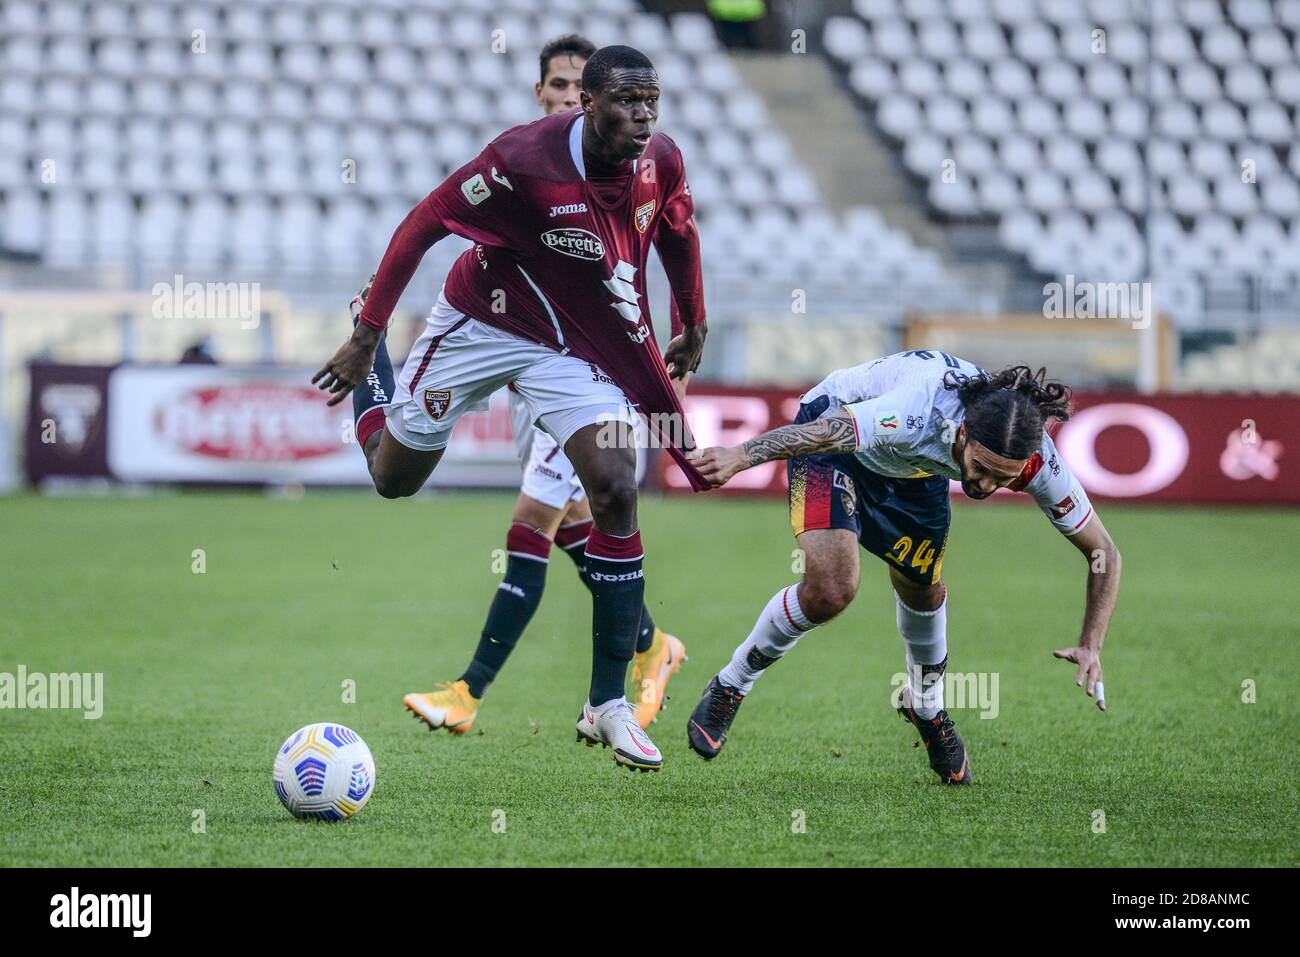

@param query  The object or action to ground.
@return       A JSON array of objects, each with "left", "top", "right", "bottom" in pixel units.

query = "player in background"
[
  {"left": 345, "top": 37, "right": 687, "bottom": 737},
  {"left": 313, "top": 45, "right": 708, "bottom": 771},
  {"left": 685, "top": 354, "right": 1121, "bottom": 784}
]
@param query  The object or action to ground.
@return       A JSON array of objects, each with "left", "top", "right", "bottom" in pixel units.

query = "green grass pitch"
[{"left": 2, "top": 490, "right": 1296, "bottom": 867}]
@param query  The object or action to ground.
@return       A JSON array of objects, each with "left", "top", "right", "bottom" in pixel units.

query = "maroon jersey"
[{"left": 359, "top": 108, "right": 708, "bottom": 489}]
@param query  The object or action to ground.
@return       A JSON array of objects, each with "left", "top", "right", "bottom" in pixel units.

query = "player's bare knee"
[
  {"left": 372, "top": 469, "right": 420, "bottom": 500},
  {"left": 894, "top": 576, "right": 945, "bottom": 612},
  {"left": 799, "top": 575, "right": 857, "bottom": 623},
  {"left": 584, "top": 472, "right": 637, "bottom": 528},
  {"left": 372, "top": 477, "right": 406, "bottom": 500}
]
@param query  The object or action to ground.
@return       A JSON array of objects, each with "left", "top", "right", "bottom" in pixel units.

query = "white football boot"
[{"left": 575, "top": 697, "right": 663, "bottom": 772}]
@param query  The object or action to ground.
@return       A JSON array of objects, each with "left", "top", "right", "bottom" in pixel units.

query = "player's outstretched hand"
[
  {"left": 664, "top": 324, "right": 707, "bottom": 380},
  {"left": 1053, "top": 644, "right": 1106, "bottom": 711},
  {"left": 690, "top": 445, "right": 749, "bottom": 487},
  {"left": 312, "top": 324, "right": 380, "bottom": 407}
]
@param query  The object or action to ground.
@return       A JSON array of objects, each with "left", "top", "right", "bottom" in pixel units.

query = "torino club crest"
[
  {"left": 634, "top": 199, "right": 655, "bottom": 234},
  {"left": 423, "top": 388, "right": 452, "bottom": 420}
]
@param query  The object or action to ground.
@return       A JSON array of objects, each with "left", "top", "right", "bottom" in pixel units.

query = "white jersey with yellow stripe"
[{"left": 801, "top": 350, "right": 1095, "bottom": 537}]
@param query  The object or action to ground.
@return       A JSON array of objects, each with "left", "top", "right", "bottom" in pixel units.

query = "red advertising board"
[{"left": 656, "top": 388, "right": 1300, "bottom": 505}]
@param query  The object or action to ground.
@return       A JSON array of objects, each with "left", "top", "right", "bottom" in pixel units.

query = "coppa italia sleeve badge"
[
  {"left": 461, "top": 174, "right": 490, "bottom": 205},
  {"left": 423, "top": 389, "right": 452, "bottom": 420},
  {"left": 875, "top": 412, "right": 900, "bottom": 436}
]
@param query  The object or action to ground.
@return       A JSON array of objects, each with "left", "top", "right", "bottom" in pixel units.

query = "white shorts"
[
  {"left": 387, "top": 288, "right": 636, "bottom": 455},
  {"left": 509, "top": 390, "right": 586, "bottom": 510}
]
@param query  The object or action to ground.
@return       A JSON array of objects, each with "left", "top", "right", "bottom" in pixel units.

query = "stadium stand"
[
  {"left": 0, "top": 0, "right": 965, "bottom": 322},
  {"left": 823, "top": 0, "right": 1300, "bottom": 332}
]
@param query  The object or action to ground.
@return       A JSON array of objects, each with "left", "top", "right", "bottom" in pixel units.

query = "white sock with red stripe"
[
  {"left": 718, "top": 585, "right": 815, "bottom": 693},
  {"left": 897, "top": 590, "right": 948, "bottom": 720}
]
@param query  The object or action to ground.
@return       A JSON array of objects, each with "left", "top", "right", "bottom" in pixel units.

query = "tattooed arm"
[{"left": 690, "top": 409, "right": 859, "bottom": 488}]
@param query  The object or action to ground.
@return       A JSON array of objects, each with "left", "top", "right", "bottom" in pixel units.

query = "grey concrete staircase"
[
  {"left": 729, "top": 50, "right": 1046, "bottom": 308},
  {"left": 730, "top": 51, "right": 951, "bottom": 254}
]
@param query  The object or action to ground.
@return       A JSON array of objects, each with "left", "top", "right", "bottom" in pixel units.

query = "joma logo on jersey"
[
  {"left": 422, "top": 388, "right": 452, "bottom": 420},
  {"left": 549, "top": 202, "right": 588, "bottom": 217},
  {"left": 634, "top": 199, "right": 656, "bottom": 234},
  {"left": 541, "top": 228, "right": 604, "bottom": 260}
]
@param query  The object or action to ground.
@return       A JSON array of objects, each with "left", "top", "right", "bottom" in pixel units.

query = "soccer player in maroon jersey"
[
  {"left": 313, "top": 45, "right": 707, "bottom": 771},
  {"left": 341, "top": 36, "right": 689, "bottom": 739}
]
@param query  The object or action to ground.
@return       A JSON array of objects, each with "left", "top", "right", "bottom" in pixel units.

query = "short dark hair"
[
  {"left": 539, "top": 34, "right": 596, "bottom": 84},
  {"left": 944, "top": 365, "right": 1072, "bottom": 460},
  {"left": 581, "top": 45, "right": 656, "bottom": 94}
]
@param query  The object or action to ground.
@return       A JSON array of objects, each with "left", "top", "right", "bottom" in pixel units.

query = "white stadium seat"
[
  {"left": 903, "top": 133, "right": 947, "bottom": 177},
  {"left": 1023, "top": 171, "right": 1069, "bottom": 213},
  {"left": 899, "top": 60, "right": 943, "bottom": 98},
  {"left": 918, "top": 21, "right": 962, "bottom": 60},
  {"left": 925, "top": 95, "right": 970, "bottom": 137},
  {"left": 1249, "top": 28, "right": 1292, "bottom": 67},
  {"left": 1154, "top": 23, "right": 1197, "bottom": 63},
  {"left": 823, "top": 17, "right": 872, "bottom": 61},
  {"left": 1045, "top": 138, "right": 1090, "bottom": 177},
  {"left": 1011, "top": 22, "right": 1057, "bottom": 63},
  {"left": 1203, "top": 100, "right": 1247, "bottom": 141},
  {"left": 1226, "top": 63, "right": 1271, "bottom": 103},
  {"left": 1063, "top": 97, "right": 1107, "bottom": 139},
  {"left": 977, "top": 171, "right": 1020, "bottom": 212},
  {"left": 1018, "top": 97, "right": 1061, "bottom": 138},
  {"left": 970, "top": 96, "right": 1013, "bottom": 137},
  {"left": 1168, "top": 176, "right": 1212, "bottom": 217},
  {"left": 1189, "top": 140, "right": 1233, "bottom": 178},
  {"left": 850, "top": 60, "right": 896, "bottom": 99},
  {"left": 963, "top": 21, "right": 1008, "bottom": 61},
  {"left": 1176, "top": 61, "right": 1222, "bottom": 104}
]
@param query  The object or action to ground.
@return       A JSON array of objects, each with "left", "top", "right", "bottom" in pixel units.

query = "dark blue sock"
[
  {"left": 560, "top": 539, "right": 593, "bottom": 591},
  {"left": 352, "top": 328, "right": 394, "bottom": 448},
  {"left": 460, "top": 523, "right": 551, "bottom": 698},
  {"left": 636, "top": 605, "right": 656, "bottom": 654},
  {"left": 559, "top": 520, "right": 655, "bottom": 654},
  {"left": 585, "top": 529, "right": 645, "bottom": 706}
]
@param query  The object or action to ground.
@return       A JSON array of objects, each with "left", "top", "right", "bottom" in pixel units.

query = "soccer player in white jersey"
[{"left": 685, "top": 352, "right": 1122, "bottom": 784}]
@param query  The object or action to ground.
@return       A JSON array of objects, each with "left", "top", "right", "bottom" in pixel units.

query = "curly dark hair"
[{"left": 943, "top": 365, "right": 1072, "bottom": 459}]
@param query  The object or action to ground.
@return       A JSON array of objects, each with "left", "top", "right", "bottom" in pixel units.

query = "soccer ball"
[{"left": 272, "top": 722, "right": 375, "bottom": 821}]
